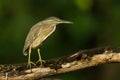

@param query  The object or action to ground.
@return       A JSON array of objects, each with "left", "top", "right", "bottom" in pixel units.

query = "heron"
[{"left": 23, "top": 17, "right": 72, "bottom": 68}]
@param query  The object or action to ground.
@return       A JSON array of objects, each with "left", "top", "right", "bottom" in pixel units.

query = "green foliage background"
[{"left": 0, "top": 0, "right": 120, "bottom": 80}]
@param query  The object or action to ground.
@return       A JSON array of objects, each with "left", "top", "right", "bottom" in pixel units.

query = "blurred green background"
[{"left": 0, "top": 0, "right": 120, "bottom": 80}]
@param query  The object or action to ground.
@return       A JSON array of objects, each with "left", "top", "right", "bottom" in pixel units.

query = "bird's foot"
[
  {"left": 36, "top": 59, "right": 45, "bottom": 67},
  {"left": 27, "top": 61, "right": 36, "bottom": 69}
]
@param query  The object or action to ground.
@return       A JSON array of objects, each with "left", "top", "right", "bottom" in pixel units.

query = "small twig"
[{"left": 0, "top": 46, "right": 120, "bottom": 80}]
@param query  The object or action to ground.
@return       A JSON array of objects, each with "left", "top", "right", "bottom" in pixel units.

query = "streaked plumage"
[
  {"left": 23, "top": 17, "right": 72, "bottom": 68},
  {"left": 23, "top": 20, "right": 56, "bottom": 56}
]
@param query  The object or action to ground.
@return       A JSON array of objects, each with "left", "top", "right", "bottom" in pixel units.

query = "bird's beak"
[{"left": 59, "top": 20, "right": 73, "bottom": 24}]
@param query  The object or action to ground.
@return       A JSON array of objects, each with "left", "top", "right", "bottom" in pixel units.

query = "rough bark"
[{"left": 0, "top": 46, "right": 120, "bottom": 80}]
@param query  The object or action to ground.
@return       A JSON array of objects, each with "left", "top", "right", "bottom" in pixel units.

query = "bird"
[{"left": 23, "top": 17, "right": 72, "bottom": 68}]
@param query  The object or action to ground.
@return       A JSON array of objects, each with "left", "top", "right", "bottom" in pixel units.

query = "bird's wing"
[
  {"left": 31, "top": 24, "right": 56, "bottom": 49},
  {"left": 23, "top": 23, "right": 56, "bottom": 55},
  {"left": 38, "top": 24, "right": 56, "bottom": 43},
  {"left": 23, "top": 24, "right": 42, "bottom": 55}
]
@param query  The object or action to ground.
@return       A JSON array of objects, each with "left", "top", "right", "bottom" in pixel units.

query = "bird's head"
[{"left": 44, "top": 17, "right": 73, "bottom": 24}]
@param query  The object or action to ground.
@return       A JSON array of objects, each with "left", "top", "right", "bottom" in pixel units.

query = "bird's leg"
[
  {"left": 27, "top": 47, "right": 36, "bottom": 69},
  {"left": 36, "top": 48, "right": 45, "bottom": 66}
]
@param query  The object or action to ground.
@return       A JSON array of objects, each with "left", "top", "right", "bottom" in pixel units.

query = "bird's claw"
[
  {"left": 27, "top": 61, "right": 36, "bottom": 68},
  {"left": 36, "top": 59, "right": 45, "bottom": 67}
]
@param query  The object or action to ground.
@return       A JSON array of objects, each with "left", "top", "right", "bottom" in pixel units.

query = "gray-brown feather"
[{"left": 23, "top": 21, "right": 56, "bottom": 56}]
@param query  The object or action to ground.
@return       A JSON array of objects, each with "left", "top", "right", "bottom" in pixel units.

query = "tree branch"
[{"left": 0, "top": 46, "right": 120, "bottom": 80}]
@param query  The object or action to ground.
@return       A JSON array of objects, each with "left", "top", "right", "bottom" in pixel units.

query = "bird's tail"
[
  {"left": 23, "top": 51, "right": 28, "bottom": 56},
  {"left": 23, "top": 47, "right": 29, "bottom": 56},
  {"left": 23, "top": 43, "right": 30, "bottom": 56}
]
